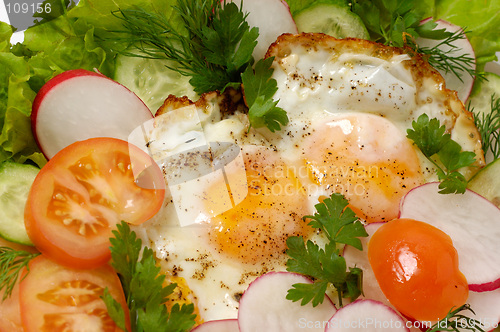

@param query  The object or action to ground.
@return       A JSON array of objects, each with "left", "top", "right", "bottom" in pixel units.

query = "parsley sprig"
[
  {"left": 0, "top": 247, "right": 39, "bottom": 301},
  {"left": 112, "top": 0, "right": 258, "bottom": 94},
  {"left": 285, "top": 193, "right": 368, "bottom": 307},
  {"left": 351, "top": 0, "right": 480, "bottom": 81},
  {"left": 427, "top": 304, "right": 485, "bottom": 332},
  {"left": 103, "top": 221, "right": 196, "bottom": 332},
  {"left": 471, "top": 94, "right": 500, "bottom": 161},
  {"left": 407, "top": 114, "right": 476, "bottom": 194},
  {"left": 241, "top": 57, "right": 289, "bottom": 132}
]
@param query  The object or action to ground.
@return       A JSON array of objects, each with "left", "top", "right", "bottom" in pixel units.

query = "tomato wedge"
[
  {"left": 19, "top": 255, "right": 130, "bottom": 332},
  {"left": 24, "top": 137, "right": 165, "bottom": 269}
]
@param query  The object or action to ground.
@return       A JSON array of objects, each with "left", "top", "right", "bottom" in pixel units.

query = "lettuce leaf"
[
  {"left": 434, "top": 0, "right": 500, "bottom": 66},
  {"left": 0, "top": 23, "right": 45, "bottom": 167}
]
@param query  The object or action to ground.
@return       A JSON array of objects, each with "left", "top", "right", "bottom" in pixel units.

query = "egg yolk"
[
  {"left": 205, "top": 146, "right": 312, "bottom": 265},
  {"left": 301, "top": 114, "right": 424, "bottom": 223},
  {"left": 368, "top": 218, "right": 468, "bottom": 321}
]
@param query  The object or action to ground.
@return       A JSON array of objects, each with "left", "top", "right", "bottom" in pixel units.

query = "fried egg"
[{"left": 134, "top": 33, "right": 485, "bottom": 324}]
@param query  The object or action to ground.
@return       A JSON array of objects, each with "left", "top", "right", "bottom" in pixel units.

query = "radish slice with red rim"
[
  {"left": 237, "top": 271, "right": 336, "bottom": 332},
  {"left": 32, "top": 69, "right": 153, "bottom": 159},
  {"left": 325, "top": 299, "right": 409, "bottom": 331},
  {"left": 399, "top": 182, "right": 500, "bottom": 291},
  {"left": 417, "top": 18, "right": 476, "bottom": 102}
]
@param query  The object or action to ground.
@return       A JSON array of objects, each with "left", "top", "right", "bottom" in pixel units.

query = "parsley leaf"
[
  {"left": 103, "top": 221, "right": 196, "bottom": 332},
  {"left": 285, "top": 193, "right": 368, "bottom": 307},
  {"left": 112, "top": 0, "right": 258, "bottom": 94},
  {"left": 241, "top": 57, "right": 289, "bottom": 132},
  {"left": 407, "top": 114, "right": 476, "bottom": 194}
]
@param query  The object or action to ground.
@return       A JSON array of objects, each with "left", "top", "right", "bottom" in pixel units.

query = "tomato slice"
[
  {"left": 25, "top": 137, "right": 165, "bottom": 269},
  {"left": 0, "top": 238, "right": 38, "bottom": 332},
  {"left": 19, "top": 255, "right": 130, "bottom": 332}
]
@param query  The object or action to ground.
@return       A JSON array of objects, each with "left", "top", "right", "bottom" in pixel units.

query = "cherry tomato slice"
[
  {"left": 24, "top": 137, "right": 165, "bottom": 269},
  {"left": 19, "top": 255, "right": 130, "bottom": 332}
]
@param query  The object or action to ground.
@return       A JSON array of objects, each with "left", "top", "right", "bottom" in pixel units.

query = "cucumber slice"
[
  {"left": 0, "top": 161, "right": 39, "bottom": 245},
  {"left": 468, "top": 158, "right": 500, "bottom": 208},
  {"left": 468, "top": 72, "right": 500, "bottom": 116},
  {"left": 467, "top": 72, "right": 500, "bottom": 163},
  {"left": 113, "top": 55, "right": 197, "bottom": 113},
  {"left": 294, "top": 3, "right": 369, "bottom": 39}
]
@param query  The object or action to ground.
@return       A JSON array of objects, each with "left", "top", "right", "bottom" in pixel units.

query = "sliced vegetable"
[
  {"left": 0, "top": 161, "right": 39, "bottom": 245},
  {"left": 416, "top": 18, "right": 476, "bottom": 102},
  {"left": 0, "top": 275, "right": 23, "bottom": 332},
  {"left": 468, "top": 158, "right": 500, "bottom": 208},
  {"left": 294, "top": 3, "right": 369, "bottom": 39},
  {"left": 19, "top": 255, "right": 129, "bottom": 332},
  {"left": 31, "top": 69, "right": 153, "bottom": 159},
  {"left": 237, "top": 272, "right": 336, "bottom": 332},
  {"left": 399, "top": 182, "right": 500, "bottom": 292},
  {"left": 113, "top": 55, "right": 197, "bottom": 113},
  {"left": 324, "top": 299, "right": 409, "bottom": 332},
  {"left": 24, "top": 137, "right": 165, "bottom": 269},
  {"left": 229, "top": 0, "right": 297, "bottom": 59}
]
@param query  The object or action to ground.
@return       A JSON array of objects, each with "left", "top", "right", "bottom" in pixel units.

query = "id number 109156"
[{"left": 5, "top": 2, "right": 52, "bottom": 14}]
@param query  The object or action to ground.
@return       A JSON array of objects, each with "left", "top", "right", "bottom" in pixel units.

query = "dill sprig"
[
  {"left": 411, "top": 29, "right": 483, "bottom": 83},
  {"left": 471, "top": 94, "right": 500, "bottom": 160},
  {"left": 110, "top": 0, "right": 258, "bottom": 94},
  {"left": 0, "top": 247, "right": 39, "bottom": 301},
  {"left": 427, "top": 304, "right": 485, "bottom": 332}
]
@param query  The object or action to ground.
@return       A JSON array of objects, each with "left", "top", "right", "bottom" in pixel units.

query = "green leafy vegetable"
[
  {"left": 285, "top": 193, "right": 368, "bottom": 307},
  {"left": 427, "top": 304, "right": 485, "bottom": 332},
  {"left": 472, "top": 94, "right": 500, "bottom": 161},
  {"left": 351, "top": 0, "right": 480, "bottom": 82},
  {"left": 241, "top": 57, "right": 289, "bottom": 132},
  {"left": 406, "top": 113, "right": 476, "bottom": 194},
  {"left": 103, "top": 221, "right": 196, "bottom": 332},
  {"left": 0, "top": 247, "right": 40, "bottom": 301},
  {"left": 111, "top": 0, "right": 258, "bottom": 94}
]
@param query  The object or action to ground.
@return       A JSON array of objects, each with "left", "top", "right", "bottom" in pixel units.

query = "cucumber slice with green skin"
[
  {"left": 468, "top": 158, "right": 500, "bottom": 208},
  {"left": 0, "top": 161, "right": 39, "bottom": 245},
  {"left": 113, "top": 55, "right": 197, "bottom": 113},
  {"left": 294, "top": 3, "right": 369, "bottom": 39}
]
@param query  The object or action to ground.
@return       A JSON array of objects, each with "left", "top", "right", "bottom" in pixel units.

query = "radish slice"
[
  {"left": 399, "top": 182, "right": 500, "bottom": 291},
  {"left": 32, "top": 69, "right": 153, "bottom": 159},
  {"left": 467, "top": 289, "right": 500, "bottom": 330},
  {"left": 416, "top": 18, "right": 476, "bottom": 102},
  {"left": 325, "top": 299, "right": 409, "bottom": 331},
  {"left": 343, "top": 224, "right": 388, "bottom": 306},
  {"left": 228, "top": 0, "right": 297, "bottom": 60},
  {"left": 237, "top": 272, "right": 336, "bottom": 332},
  {"left": 343, "top": 224, "right": 421, "bottom": 332},
  {"left": 191, "top": 319, "right": 239, "bottom": 332}
]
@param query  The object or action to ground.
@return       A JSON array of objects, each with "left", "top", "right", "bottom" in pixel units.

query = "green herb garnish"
[
  {"left": 407, "top": 113, "right": 476, "bottom": 194},
  {"left": 103, "top": 221, "right": 196, "bottom": 332},
  {"left": 427, "top": 304, "right": 485, "bottom": 332},
  {"left": 0, "top": 247, "right": 39, "bottom": 301},
  {"left": 285, "top": 193, "right": 368, "bottom": 307},
  {"left": 351, "top": 0, "right": 481, "bottom": 82},
  {"left": 241, "top": 57, "right": 289, "bottom": 132},
  {"left": 112, "top": 0, "right": 258, "bottom": 94},
  {"left": 471, "top": 94, "right": 500, "bottom": 161}
]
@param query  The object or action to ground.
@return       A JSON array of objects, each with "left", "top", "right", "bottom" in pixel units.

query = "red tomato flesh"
[
  {"left": 24, "top": 137, "right": 165, "bottom": 269},
  {"left": 19, "top": 255, "right": 130, "bottom": 332}
]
